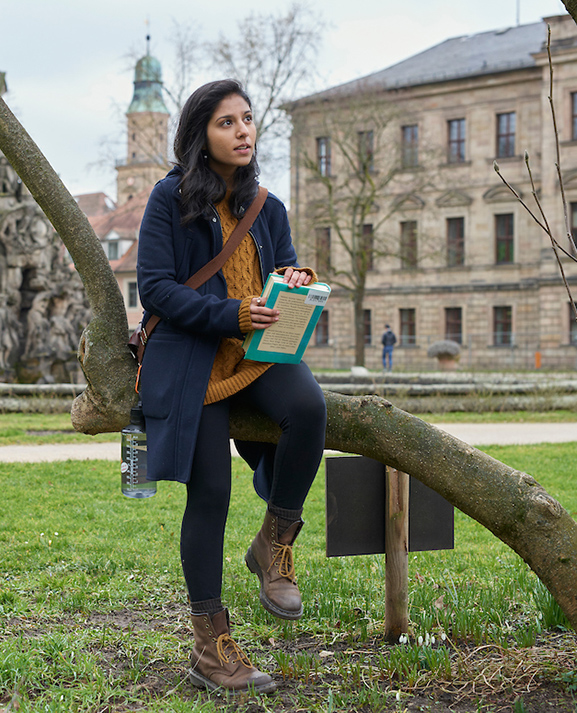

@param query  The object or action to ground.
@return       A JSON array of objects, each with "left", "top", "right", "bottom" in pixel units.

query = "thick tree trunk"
[
  {"left": 0, "top": 96, "right": 137, "bottom": 433},
  {"left": 229, "top": 393, "right": 577, "bottom": 631},
  {"left": 2, "top": 94, "right": 577, "bottom": 633}
]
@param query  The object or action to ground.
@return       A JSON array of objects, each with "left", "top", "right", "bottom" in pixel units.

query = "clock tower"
[{"left": 116, "top": 37, "right": 170, "bottom": 206}]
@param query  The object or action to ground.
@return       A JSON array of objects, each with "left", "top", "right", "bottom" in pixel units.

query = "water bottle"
[{"left": 121, "top": 405, "right": 156, "bottom": 498}]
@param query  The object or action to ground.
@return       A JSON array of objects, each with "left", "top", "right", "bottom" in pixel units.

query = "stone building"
[{"left": 287, "top": 13, "right": 577, "bottom": 371}]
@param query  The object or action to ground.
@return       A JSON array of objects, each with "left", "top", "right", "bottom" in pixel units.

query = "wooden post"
[{"left": 384, "top": 467, "right": 409, "bottom": 643}]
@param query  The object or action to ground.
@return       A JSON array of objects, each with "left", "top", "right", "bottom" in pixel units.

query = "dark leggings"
[{"left": 180, "top": 362, "right": 327, "bottom": 602}]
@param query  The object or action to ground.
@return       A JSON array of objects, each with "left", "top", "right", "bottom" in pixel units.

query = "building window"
[
  {"left": 493, "top": 306, "right": 512, "bottom": 346},
  {"left": 496, "top": 112, "right": 516, "bottom": 158},
  {"left": 315, "top": 227, "right": 331, "bottom": 274},
  {"left": 447, "top": 217, "right": 465, "bottom": 267},
  {"left": 399, "top": 308, "right": 416, "bottom": 346},
  {"left": 315, "top": 310, "right": 329, "bottom": 346},
  {"left": 570, "top": 202, "right": 577, "bottom": 255},
  {"left": 401, "top": 124, "right": 419, "bottom": 168},
  {"left": 363, "top": 309, "right": 372, "bottom": 345},
  {"left": 128, "top": 281, "right": 138, "bottom": 309},
  {"left": 448, "top": 118, "right": 465, "bottom": 163},
  {"left": 572, "top": 93, "right": 577, "bottom": 141},
  {"left": 445, "top": 307, "right": 462, "bottom": 344},
  {"left": 569, "top": 303, "right": 577, "bottom": 345},
  {"left": 357, "top": 224, "right": 374, "bottom": 272},
  {"left": 495, "top": 213, "right": 514, "bottom": 264},
  {"left": 316, "top": 137, "right": 331, "bottom": 177},
  {"left": 108, "top": 241, "right": 119, "bottom": 260},
  {"left": 358, "top": 130, "right": 374, "bottom": 172},
  {"left": 400, "top": 220, "right": 418, "bottom": 268}
]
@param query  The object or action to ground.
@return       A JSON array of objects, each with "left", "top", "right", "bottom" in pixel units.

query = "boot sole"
[
  {"left": 188, "top": 667, "right": 277, "bottom": 695},
  {"left": 245, "top": 547, "right": 303, "bottom": 620}
]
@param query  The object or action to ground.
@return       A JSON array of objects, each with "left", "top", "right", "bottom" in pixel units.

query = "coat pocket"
[{"left": 140, "top": 332, "right": 186, "bottom": 419}]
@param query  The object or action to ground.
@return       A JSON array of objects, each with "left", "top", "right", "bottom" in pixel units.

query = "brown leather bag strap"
[
  {"left": 135, "top": 186, "right": 268, "bottom": 364},
  {"left": 184, "top": 185, "right": 268, "bottom": 290}
]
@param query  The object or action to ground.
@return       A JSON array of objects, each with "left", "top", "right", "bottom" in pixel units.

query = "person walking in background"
[
  {"left": 381, "top": 324, "right": 397, "bottom": 371},
  {"left": 137, "top": 79, "right": 327, "bottom": 695}
]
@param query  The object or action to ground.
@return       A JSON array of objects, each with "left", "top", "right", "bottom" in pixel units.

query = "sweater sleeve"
[
  {"left": 274, "top": 266, "right": 318, "bottom": 284},
  {"left": 238, "top": 296, "right": 255, "bottom": 335}
]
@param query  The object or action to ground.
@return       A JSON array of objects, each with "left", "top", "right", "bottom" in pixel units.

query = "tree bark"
[
  {"left": 0, "top": 96, "right": 138, "bottom": 434},
  {"left": 2, "top": 94, "right": 577, "bottom": 633},
  {"left": 229, "top": 393, "right": 577, "bottom": 631}
]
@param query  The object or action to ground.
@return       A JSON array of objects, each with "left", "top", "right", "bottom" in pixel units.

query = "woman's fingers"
[
  {"left": 250, "top": 297, "right": 279, "bottom": 329},
  {"left": 283, "top": 268, "right": 310, "bottom": 288}
]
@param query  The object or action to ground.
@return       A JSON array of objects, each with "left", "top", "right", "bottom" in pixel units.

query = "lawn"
[
  {"left": 1, "top": 409, "right": 577, "bottom": 446},
  {"left": 1, "top": 438, "right": 576, "bottom": 712}
]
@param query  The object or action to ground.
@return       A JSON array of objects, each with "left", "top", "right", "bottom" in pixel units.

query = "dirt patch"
[{"left": 2, "top": 610, "right": 576, "bottom": 712}]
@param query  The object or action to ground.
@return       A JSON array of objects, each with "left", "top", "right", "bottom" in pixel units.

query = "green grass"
[
  {"left": 0, "top": 413, "right": 119, "bottom": 446},
  {"left": 1, "top": 443, "right": 577, "bottom": 711},
  {"left": 0, "top": 410, "right": 576, "bottom": 447}
]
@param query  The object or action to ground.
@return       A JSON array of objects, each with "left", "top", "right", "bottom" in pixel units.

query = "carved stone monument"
[{"left": 0, "top": 150, "right": 91, "bottom": 383}]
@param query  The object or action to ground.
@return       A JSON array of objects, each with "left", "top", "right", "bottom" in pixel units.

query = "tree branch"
[
  {"left": 0, "top": 96, "right": 137, "bottom": 433},
  {"left": 230, "top": 392, "right": 577, "bottom": 631}
]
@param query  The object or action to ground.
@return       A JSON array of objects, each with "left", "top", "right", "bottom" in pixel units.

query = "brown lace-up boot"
[
  {"left": 189, "top": 609, "right": 276, "bottom": 694},
  {"left": 245, "top": 510, "right": 304, "bottom": 620}
]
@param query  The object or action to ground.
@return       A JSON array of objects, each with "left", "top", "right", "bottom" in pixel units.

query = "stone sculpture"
[{"left": 0, "top": 150, "right": 91, "bottom": 383}]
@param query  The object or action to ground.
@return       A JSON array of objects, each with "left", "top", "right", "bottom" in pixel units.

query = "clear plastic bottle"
[{"left": 121, "top": 405, "right": 156, "bottom": 498}]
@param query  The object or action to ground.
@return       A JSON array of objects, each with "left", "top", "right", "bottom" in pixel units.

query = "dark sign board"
[{"left": 325, "top": 455, "right": 454, "bottom": 557}]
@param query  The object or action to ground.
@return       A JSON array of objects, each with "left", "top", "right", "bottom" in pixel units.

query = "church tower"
[{"left": 116, "top": 37, "right": 170, "bottom": 206}]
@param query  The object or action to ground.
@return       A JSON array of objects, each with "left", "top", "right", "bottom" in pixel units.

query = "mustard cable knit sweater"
[
  {"left": 203, "top": 197, "right": 317, "bottom": 405},
  {"left": 203, "top": 197, "right": 271, "bottom": 405}
]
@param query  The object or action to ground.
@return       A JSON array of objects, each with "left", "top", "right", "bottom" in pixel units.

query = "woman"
[{"left": 137, "top": 79, "right": 327, "bottom": 694}]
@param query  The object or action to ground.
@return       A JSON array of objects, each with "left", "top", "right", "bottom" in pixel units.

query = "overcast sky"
[{"left": 1, "top": 0, "right": 568, "bottom": 202}]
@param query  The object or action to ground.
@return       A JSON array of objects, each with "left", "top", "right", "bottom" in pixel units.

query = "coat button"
[{"left": 212, "top": 217, "right": 217, "bottom": 222}]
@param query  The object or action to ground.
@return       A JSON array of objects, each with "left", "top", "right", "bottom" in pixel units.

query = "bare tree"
[
  {"left": 292, "top": 93, "right": 441, "bottom": 366},
  {"left": 207, "top": 2, "right": 324, "bottom": 173}
]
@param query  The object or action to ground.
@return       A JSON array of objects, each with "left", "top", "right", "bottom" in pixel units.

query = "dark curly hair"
[{"left": 173, "top": 79, "right": 260, "bottom": 224}]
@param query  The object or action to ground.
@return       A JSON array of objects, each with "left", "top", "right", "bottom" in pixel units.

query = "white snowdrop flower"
[
  {"left": 431, "top": 635, "right": 436, "bottom": 644},
  {"left": 425, "top": 633, "right": 430, "bottom": 644},
  {"left": 417, "top": 635, "right": 423, "bottom": 646},
  {"left": 441, "top": 632, "right": 446, "bottom": 641},
  {"left": 54, "top": 532, "right": 59, "bottom": 536},
  {"left": 396, "top": 691, "right": 401, "bottom": 701},
  {"left": 40, "top": 533, "right": 44, "bottom": 537}
]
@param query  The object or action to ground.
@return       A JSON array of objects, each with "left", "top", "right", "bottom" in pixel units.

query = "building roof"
[
  {"left": 111, "top": 239, "right": 138, "bottom": 274},
  {"left": 128, "top": 52, "right": 169, "bottom": 114},
  {"left": 294, "top": 19, "right": 553, "bottom": 105},
  {"left": 0, "top": 71, "right": 6, "bottom": 95},
  {"left": 88, "top": 187, "right": 150, "bottom": 241},
  {"left": 75, "top": 192, "right": 116, "bottom": 217}
]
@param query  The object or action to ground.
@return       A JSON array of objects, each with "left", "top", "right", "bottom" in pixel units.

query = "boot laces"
[
  {"left": 268, "top": 542, "right": 296, "bottom": 580},
  {"left": 216, "top": 634, "right": 252, "bottom": 668}
]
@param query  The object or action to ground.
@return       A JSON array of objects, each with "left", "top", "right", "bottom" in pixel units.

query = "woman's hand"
[
  {"left": 282, "top": 267, "right": 312, "bottom": 288},
  {"left": 249, "top": 297, "right": 279, "bottom": 330}
]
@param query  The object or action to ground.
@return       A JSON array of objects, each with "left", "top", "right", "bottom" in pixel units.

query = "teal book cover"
[{"left": 243, "top": 274, "right": 331, "bottom": 363}]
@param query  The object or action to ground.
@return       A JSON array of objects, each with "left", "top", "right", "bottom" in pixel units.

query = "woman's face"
[{"left": 205, "top": 93, "right": 257, "bottom": 185}]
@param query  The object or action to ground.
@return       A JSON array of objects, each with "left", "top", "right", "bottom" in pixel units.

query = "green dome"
[{"left": 127, "top": 54, "right": 169, "bottom": 114}]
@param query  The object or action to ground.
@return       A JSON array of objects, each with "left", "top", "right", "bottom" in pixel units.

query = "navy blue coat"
[{"left": 137, "top": 167, "right": 299, "bottom": 485}]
